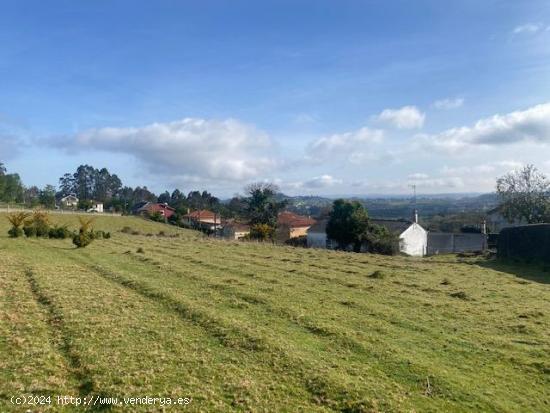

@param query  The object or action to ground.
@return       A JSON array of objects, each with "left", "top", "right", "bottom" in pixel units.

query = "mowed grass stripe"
[
  {"left": 101, "top": 232, "right": 549, "bottom": 412},
  {"left": 0, "top": 252, "right": 76, "bottom": 412},
  {"left": 1, "top": 215, "right": 549, "bottom": 412},
  {"left": 80, "top": 238, "right": 517, "bottom": 412},
  {"left": 16, "top": 239, "right": 334, "bottom": 412},
  {"left": 62, "top": 248, "right": 412, "bottom": 412}
]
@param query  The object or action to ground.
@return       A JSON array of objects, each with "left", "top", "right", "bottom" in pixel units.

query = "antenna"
[{"left": 409, "top": 184, "right": 417, "bottom": 208}]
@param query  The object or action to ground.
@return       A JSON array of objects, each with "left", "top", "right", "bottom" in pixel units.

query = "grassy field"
[{"left": 0, "top": 213, "right": 548, "bottom": 412}]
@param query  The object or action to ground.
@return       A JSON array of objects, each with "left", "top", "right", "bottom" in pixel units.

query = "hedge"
[{"left": 497, "top": 224, "right": 550, "bottom": 262}]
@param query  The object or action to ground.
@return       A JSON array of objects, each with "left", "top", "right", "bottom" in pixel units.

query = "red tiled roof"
[
  {"left": 184, "top": 210, "right": 216, "bottom": 219},
  {"left": 277, "top": 211, "right": 316, "bottom": 228}
]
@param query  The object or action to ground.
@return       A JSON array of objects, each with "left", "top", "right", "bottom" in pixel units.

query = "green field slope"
[{"left": 0, "top": 214, "right": 548, "bottom": 412}]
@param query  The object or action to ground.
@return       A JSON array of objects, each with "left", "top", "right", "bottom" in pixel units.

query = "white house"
[
  {"left": 307, "top": 211, "right": 428, "bottom": 257},
  {"left": 59, "top": 194, "right": 79, "bottom": 208}
]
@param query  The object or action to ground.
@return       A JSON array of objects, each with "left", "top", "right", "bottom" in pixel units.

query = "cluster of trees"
[
  {"left": 0, "top": 162, "right": 24, "bottom": 203},
  {"left": 496, "top": 164, "right": 550, "bottom": 224},
  {"left": 326, "top": 199, "right": 400, "bottom": 254}
]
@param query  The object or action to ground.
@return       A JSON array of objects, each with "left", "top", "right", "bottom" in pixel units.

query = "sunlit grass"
[{"left": 0, "top": 213, "right": 548, "bottom": 412}]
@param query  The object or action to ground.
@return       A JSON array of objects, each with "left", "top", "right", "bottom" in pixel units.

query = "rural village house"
[
  {"left": 183, "top": 209, "right": 222, "bottom": 231},
  {"left": 87, "top": 202, "right": 104, "bottom": 213},
  {"left": 59, "top": 194, "right": 79, "bottom": 208},
  {"left": 276, "top": 211, "right": 316, "bottom": 241},
  {"left": 222, "top": 221, "right": 250, "bottom": 240},
  {"left": 307, "top": 211, "right": 428, "bottom": 257},
  {"left": 134, "top": 202, "right": 176, "bottom": 219}
]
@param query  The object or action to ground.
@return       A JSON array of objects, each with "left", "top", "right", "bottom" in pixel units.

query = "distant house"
[
  {"left": 183, "top": 210, "right": 221, "bottom": 231},
  {"left": 222, "top": 222, "right": 250, "bottom": 240},
  {"left": 87, "top": 202, "right": 103, "bottom": 213},
  {"left": 371, "top": 217, "right": 428, "bottom": 257},
  {"left": 276, "top": 211, "right": 316, "bottom": 241},
  {"left": 307, "top": 212, "right": 428, "bottom": 257},
  {"left": 135, "top": 202, "right": 175, "bottom": 219},
  {"left": 486, "top": 206, "right": 526, "bottom": 233},
  {"left": 59, "top": 194, "right": 79, "bottom": 208}
]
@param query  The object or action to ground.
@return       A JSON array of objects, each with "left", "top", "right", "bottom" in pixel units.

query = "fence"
[
  {"left": 427, "top": 232, "right": 487, "bottom": 255},
  {"left": 0, "top": 205, "right": 122, "bottom": 216},
  {"left": 497, "top": 224, "right": 550, "bottom": 262}
]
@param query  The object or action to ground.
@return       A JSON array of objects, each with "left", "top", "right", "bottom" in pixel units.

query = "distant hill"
[{"left": 280, "top": 193, "right": 499, "bottom": 219}]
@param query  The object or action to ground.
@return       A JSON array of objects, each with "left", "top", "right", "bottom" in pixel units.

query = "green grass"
[{"left": 0, "top": 214, "right": 549, "bottom": 412}]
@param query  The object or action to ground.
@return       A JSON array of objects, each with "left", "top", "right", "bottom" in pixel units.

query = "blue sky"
[{"left": 1, "top": 0, "right": 550, "bottom": 197}]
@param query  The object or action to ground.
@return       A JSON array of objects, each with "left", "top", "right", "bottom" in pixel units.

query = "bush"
[
  {"left": 8, "top": 227, "right": 23, "bottom": 238},
  {"left": 23, "top": 225, "right": 37, "bottom": 237},
  {"left": 6, "top": 212, "right": 31, "bottom": 238},
  {"left": 73, "top": 217, "right": 95, "bottom": 248},
  {"left": 285, "top": 236, "right": 307, "bottom": 247},
  {"left": 49, "top": 225, "right": 71, "bottom": 239},
  {"left": 121, "top": 226, "right": 133, "bottom": 234},
  {"left": 22, "top": 210, "right": 51, "bottom": 237},
  {"left": 362, "top": 224, "right": 400, "bottom": 255},
  {"left": 73, "top": 232, "right": 93, "bottom": 248},
  {"left": 250, "top": 224, "right": 275, "bottom": 241}
]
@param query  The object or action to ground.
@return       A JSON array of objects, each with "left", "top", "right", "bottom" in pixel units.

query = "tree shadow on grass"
[{"left": 476, "top": 257, "right": 550, "bottom": 285}]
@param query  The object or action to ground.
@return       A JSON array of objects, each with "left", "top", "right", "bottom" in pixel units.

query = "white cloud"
[
  {"left": 418, "top": 102, "right": 550, "bottom": 153},
  {"left": 513, "top": 23, "right": 544, "bottom": 34},
  {"left": 50, "top": 118, "right": 276, "bottom": 183},
  {"left": 302, "top": 175, "right": 343, "bottom": 188},
  {"left": 307, "top": 126, "right": 384, "bottom": 162},
  {"left": 373, "top": 106, "right": 425, "bottom": 129},
  {"left": 406, "top": 173, "right": 465, "bottom": 189},
  {"left": 432, "top": 98, "right": 464, "bottom": 110},
  {"left": 407, "top": 173, "right": 430, "bottom": 180}
]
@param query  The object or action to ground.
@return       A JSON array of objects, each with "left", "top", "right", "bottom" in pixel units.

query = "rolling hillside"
[{"left": 0, "top": 214, "right": 548, "bottom": 412}]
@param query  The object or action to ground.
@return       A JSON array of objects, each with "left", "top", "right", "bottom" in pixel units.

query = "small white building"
[
  {"left": 307, "top": 211, "right": 428, "bottom": 257},
  {"left": 87, "top": 202, "right": 104, "bottom": 213}
]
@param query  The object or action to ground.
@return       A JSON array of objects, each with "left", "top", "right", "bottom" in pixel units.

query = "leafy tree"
[
  {"left": 249, "top": 223, "right": 275, "bottom": 241},
  {"left": 496, "top": 164, "right": 550, "bottom": 224},
  {"left": 244, "top": 183, "right": 286, "bottom": 228},
  {"left": 326, "top": 199, "right": 369, "bottom": 252},
  {"left": 0, "top": 162, "right": 6, "bottom": 175},
  {"left": 39, "top": 185, "right": 56, "bottom": 209},
  {"left": 158, "top": 191, "right": 171, "bottom": 205},
  {"left": 24, "top": 186, "right": 40, "bottom": 207}
]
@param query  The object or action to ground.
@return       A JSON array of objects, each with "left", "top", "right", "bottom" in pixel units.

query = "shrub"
[
  {"left": 73, "top": 232, "right": 93, "bottom": 248},
  {"left": 103, "top": 232, "right": 111, "bottom": 239},
  {"left": 136, "top": 247, "right": 145, "bottom": 253},
  {"left": 21, "top": 210, "right": 51, "bottom": 237},
  {"left": 48, "top": 225, "right": 71, "bottom": 239},
  {"left": 23, "top": 225, "right": 37, "bottom": 237},
  {"left": 368, "top": 270, "right": 385, "bottom": 279},
  {"left": 121, "top": 226, "right": 133, "bottom": 234},
  {"left": 250, "top": 224, "right": 275, "bottom": 241},
  {"left": 6, "top": 212, "right": 30, "bottom": 238},
  {"left": 285, "top": 236, "right": 307, "bottom": 247},
  {"left": 362, "top": 224, "right": 400, "bottom": 255},
  {"left": 73, "top": 217, "right": 95, "bottom": 248},
  {"left": 8, "top": 227, "right": 23, "bottom": 238}
]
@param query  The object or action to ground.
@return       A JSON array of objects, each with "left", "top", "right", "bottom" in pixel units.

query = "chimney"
[{"left": 413, "top": 209, "right": 418, "bottom": 224}]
